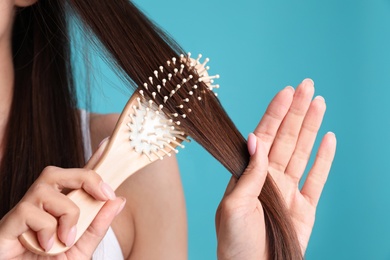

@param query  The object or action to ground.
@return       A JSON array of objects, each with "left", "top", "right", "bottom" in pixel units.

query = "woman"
[{"left": 0, "top": 0, "right": 336, "bottom": 259}]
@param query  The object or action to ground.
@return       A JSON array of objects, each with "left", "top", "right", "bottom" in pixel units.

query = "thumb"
[
  {"left": 71, "top": 197, "right": 126, "bottom": 256},
  {"left": 84, "top": 137, "right": 110, "bottom": 169},
  {"left": 232, "top": 133, "right": 269, "bottom": 198}
]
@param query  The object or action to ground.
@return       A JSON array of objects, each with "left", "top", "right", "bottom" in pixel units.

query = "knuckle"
[
  {"left": 69, "top": 202, "right": 81, "bottom": 220},
  {"left": 219, "top": 196, "right": 238, "bottom": 214},
  {"left": 293, "top": 148, "right": 310, "bottom": 162},
  {"left": 29, "top": 182, "right": 49, "bottom": 198},
  {"left": 14, "top": 201, "right": 33, "bottom": 216},
  {"left": 83, "top": 169, "right": 101, "bottom": 183},
  {"left": 42, "top": 165, "right": 56, "bottom": 174},
  {"left": 37, "top": 216, "right": 58, "bottom": 232},
  {"left": 45, "top": 216, "right": 58, "bottom": 229},
  {"left": 60, "top": 204, "right": 80, "bottom": 225},
  {"left": 40, "top": 166, "right": 58, "bottom": 179}
]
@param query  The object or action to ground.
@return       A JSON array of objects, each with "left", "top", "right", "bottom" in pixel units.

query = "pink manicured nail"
[
  {"left": 45, "top": 235, "right": 55, "bottom": 252},
  {"left": 314, "top": 95, "right": 325, "bottom": 102},
  {"left": 302, "top": 78, "right": 314, "bottom": 86},
  {"left": 284, "top": 86, "right": 295, "bottom": 92},
  {"left": 327, "top": 131, "right": 336, "bottom": 136},
  {"left": 116, "top": 198, "right": 127, "bottom": 216},
  {"left": 65, "top": 226, "right": 77, "bottom": 247},
  {"left": 101, "top": 182, "right": 116, "bottom": 200},
  {"left": 98, "top": 137, "right": 110, "bottom": 148},
  {"left": 247, "top": 133, "right": 257, "bottom": 156}
]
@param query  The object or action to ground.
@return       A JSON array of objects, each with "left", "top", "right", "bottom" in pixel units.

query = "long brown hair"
[
  {"left": 1, "top": 0, "right": 302, "bottom": 258},
  {"left": 0, "top": 2, "right": 84, "bottom": 217}
]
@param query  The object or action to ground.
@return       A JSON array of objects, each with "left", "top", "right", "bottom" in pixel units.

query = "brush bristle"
[
  {"left": 127, "top": 92, "right": 189, "bottom": 161},
  {"left": 140, "top": 53, "right": 219, "bottom": 125},
  {"left": 139, "top": 52, "right": 249, "bottom": 178}
]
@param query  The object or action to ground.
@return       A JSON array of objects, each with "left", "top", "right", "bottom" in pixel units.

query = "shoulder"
[{"left": 89, "top": 113, "right": 120, "bottom": 152}]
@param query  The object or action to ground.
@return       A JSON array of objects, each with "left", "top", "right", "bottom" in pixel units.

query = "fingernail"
[
  {"left": 101, "top": 182, "right": 116, "bottom": 200},
  {"left": 45, "top": 235, "right": 55, "bottom": 252},
  {"left": 302, "top": 78, "right": 314, "bottom": 86},
  {"left": 327, "top": 131, "right": 336, "bottom": 136},
  {"left": 116, "top": 197, "right": 127, "bottom": 216},
  {"left": 98, "top": 137, "right": 110, "bottom": 148},
  {"left": 284, "top": 86, "right": 295, "bottom": 92},
  {"left": 65, "top": 226, "right": 77, "bottom": 247},
  {"left": 247, "top": 133, "right": 257, "bottom": 156},
  {"left": 314, "top": 95, "right": 325, "bottom": 102}
]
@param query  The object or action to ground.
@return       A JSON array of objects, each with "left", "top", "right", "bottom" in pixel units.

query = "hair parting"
[{"left": 68, "top": 0, "right": 302, "bottom": 258}]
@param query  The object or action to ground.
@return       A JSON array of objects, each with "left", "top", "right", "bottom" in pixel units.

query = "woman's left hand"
[{"left": 216, "top": 79, "right": 337, "bottom": 258}]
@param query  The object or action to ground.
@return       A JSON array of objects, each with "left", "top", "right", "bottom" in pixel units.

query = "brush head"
[
  {"left": 139, "top": 52, "right": 220, "bottom": 126},
  {"left": 126, "top": 93, "right": 189, "bottom": 161},
  {"left": 138, "top": 52, "right": 249, "bottom": 178}
]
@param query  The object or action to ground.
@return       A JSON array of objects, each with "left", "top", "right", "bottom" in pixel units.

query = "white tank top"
[{"left": 80, "top": 110, "right": 124, "bottom": 260}]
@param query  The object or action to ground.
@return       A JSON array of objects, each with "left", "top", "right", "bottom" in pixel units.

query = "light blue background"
[{"left": 75, "top": 0, "right": 390, "bottom": 259}]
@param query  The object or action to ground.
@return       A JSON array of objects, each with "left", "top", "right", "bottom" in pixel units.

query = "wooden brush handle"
[
  {"left": 19, "top": 190, "right": 105, "bottom": 255},
  {"left": 18, "top": 90, "right": 185, "bottom": 255},
  {"left": 19, "top": 136, "right": 152, "bottom": 255}
]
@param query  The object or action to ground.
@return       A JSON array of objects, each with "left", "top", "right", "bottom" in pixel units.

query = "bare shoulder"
[{"left": 89, "top": 113, "right": 120, "bottom": 152}]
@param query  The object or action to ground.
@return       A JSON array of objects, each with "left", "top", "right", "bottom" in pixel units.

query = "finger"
[
  {"left": 268, "top": 78, "right": 315, "bottom": 172},
  {"left": 301, "top": 132, "right": 337, "bottom": 207},
  {"left": 38, "top": 166, "right": 115, "bottom": 201},
  {"left": 85, "top": 137, "right": 110, "bottom": 169},
  {"left": 232, "top": 133, "right": 268, "bottom": 198},
  {"left": 253, "top": 86, "right": 295, "bottom": 152},
  {"left": 0, "top": 202, "right": 57, "bottom": 251},
  {"left": 70, "top": 197, "right": 126, "bottom": 257},
  {"left": 25, "top": 185, "right": 80, "bottom": 247},
  {"left": 285, "top": 96, "right": 326, "bottom": 183}
]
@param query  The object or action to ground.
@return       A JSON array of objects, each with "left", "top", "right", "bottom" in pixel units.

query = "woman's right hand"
[{"left": 0, "top": 141, "right": 126, "bottom": 259}]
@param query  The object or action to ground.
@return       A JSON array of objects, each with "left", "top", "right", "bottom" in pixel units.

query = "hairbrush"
[{"left": 19, "top": 53, "right": 218, "bottom": 255}]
